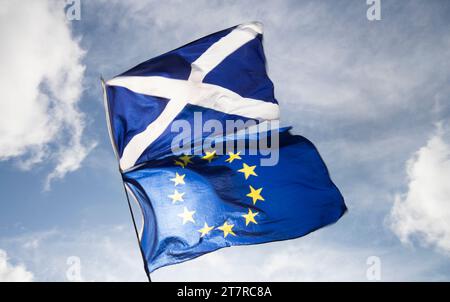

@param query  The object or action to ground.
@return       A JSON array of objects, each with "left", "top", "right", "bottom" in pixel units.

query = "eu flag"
[{"left": 102, "top": 22, "right": 346, "bottom": 274}]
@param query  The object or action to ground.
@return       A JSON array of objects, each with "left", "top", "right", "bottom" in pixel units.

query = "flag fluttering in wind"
[{"left": 102, "top": 22, "right": 346, "bottom": 275}]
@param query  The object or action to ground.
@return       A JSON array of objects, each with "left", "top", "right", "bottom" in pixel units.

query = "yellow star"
[
  {"left": 174, "top": 160, "right": 185, "bottom": 168},
  {"left": 225, "top": 151, "right": 242, "bottom": 163},
  {"left": 179, "top": 154, "right": 193, "bottom": 166},
  {"left": 202, "top": 151, "right": 217, "bottom": 163},
  {"left": 238, "top": 163, "right": 257, "bottom": 179},
  {"left": 168, "top": 189, "right": 185, "bottom": 203},
  {"left": 246, "top": 185, "right": 264, "bottom": 205},
  {"left": 198, "top": 222, "right": 214, "bottom": 237},
  {"left": 178, "top": 207, "right": 195, "bottom": 224},
  {"left": 217, "top": 221, "right": 236, "bottom": 238},
  {"left": 170, "top": 173, "right": 186, "bottom": 186},
  {"left": 242, "top": 209, "right": 259, "bottom": 226}
]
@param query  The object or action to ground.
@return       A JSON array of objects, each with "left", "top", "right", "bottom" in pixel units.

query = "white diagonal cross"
[{"left": 106, "top": 22, "right": 280, "bottom": 171}]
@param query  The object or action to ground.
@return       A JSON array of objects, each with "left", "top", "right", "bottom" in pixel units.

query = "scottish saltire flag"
[{"left": 102, "top": 22, "right": 346, "bottom": 274}]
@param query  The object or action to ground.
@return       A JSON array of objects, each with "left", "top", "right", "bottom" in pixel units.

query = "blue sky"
[{"left": 1, "top": 0, "right": 450, "bottom": 281}]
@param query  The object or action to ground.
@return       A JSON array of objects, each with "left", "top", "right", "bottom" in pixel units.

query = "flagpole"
[
  {"left": 101, "top": 77, "right": 152, "bottom": 282},
  {"left": 122, "top": 181, "right": 152, "bottom": 282}
]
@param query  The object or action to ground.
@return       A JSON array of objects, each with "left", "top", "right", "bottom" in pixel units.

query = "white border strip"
[{"left": 189, "top": 22, "right": 263, "bottom": 82}]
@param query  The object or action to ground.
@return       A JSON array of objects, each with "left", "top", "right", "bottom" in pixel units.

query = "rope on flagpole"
[{"left": 122, "top": 182, "right": 152, "bottom": 282}]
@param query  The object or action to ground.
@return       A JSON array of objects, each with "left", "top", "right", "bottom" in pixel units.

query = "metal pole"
[
  {"left": 102, "top": 77, "right": 152, "bottom": 282},
  {"left": 122, "top": 182, "right": 152, "bottom": 282}
]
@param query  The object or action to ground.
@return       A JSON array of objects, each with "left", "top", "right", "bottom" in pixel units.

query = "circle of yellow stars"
[{"left": 169, "top": 151, "right": 263, "bottom": 239}]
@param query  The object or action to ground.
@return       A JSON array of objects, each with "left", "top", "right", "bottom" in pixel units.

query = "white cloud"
[
  {"left": 96, "top": 0, "right": 450, "bottom": 122},
  {"left": 153, "top": 238, "right": 368, "bottom": 281},
  {"left": 390, "top": 125, "right": 450, "bottom": 254},
  {"left": 1, "top": 226, "right": 146, "bottom": 282},
  {"left": 0, "top": 249, "right": 33, "bottom": 282},
  {"left": 1, "top": 224, "right": 447, "bottom": 281},
  {"left": 152, "top": 232, "right": 445, "bottom": 282},
  {"left": 0, "top": 0, "right": 95, "bottom": 189}
]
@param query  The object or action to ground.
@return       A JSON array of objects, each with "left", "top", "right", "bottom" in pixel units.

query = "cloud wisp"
[
  {"left": 0, "top": 249, "right": 33, "bottom": 282},
  {"left": 390, "top": 125, "right": 450, "bottom": 255},
  {"left": 0, "top": 0, "right": 95, "bottom": 189}
]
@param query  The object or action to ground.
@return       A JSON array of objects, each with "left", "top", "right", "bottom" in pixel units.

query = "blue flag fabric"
[
  {"left": 103, "top": 22, "right": 346, "bottom": 273},
  {"left": 123, "top": 130, "right": 346, "bottom": 272},
  {"left": 103, "top": 22, "right": 278, "bottom": 170}
]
